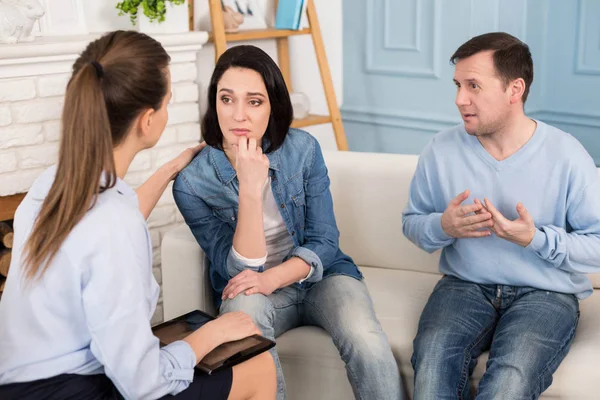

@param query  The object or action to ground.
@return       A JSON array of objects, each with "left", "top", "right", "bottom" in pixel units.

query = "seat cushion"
[
  {"left": 277, "top": 327, "right": 354, "bottom": 400},
  {"left": 276, "top": 267, "right": 600, "bottom": 398},
  {"left": 361, "top": 267, "right": 443, "bottom": 377}
]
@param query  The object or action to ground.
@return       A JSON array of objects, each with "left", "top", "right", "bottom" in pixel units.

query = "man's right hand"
[{"left": 441, "top": 189, "right": 493, "bottom": 238}]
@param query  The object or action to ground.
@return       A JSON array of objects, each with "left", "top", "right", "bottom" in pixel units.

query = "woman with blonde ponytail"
[{"left": 0, "top": 31, "right": 275, "bottom": 400}]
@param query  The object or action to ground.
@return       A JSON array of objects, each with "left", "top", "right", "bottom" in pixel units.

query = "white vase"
[
  {"left": 290, "top": 92, "right": 311, "bottom": 120},
  {"left": 137, "top": 1, "right": 189, "bottom": 34}
]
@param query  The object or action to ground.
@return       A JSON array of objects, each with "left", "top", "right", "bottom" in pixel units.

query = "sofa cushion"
[
  {"left": 277, "top": 326, "right": 353, "bottom": 399},
  {"left": 324, "top": 152, "right": 441, "bottom": 276},
  {"left": 276, "top": 266, "right": 600, "bottom": 398}
]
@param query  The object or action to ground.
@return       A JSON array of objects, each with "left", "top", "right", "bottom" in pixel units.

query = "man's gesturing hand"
[
  {"left": 475, "top": 198, "right": 536, "bottom": 247},
  {"left": 441, "top": 190, "right": 494, "bottom": 238}
]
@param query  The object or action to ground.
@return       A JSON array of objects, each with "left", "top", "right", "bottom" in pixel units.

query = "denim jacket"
[{"left": 173, "top": 129, "right": 362, "bottom": 305}]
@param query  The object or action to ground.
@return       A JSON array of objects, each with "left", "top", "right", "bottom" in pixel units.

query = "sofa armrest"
[{"left": 161, "top": 224, "right": 217, "bottom": 321}]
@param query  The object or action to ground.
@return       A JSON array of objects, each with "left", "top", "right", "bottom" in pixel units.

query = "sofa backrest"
[
  {"left": 323, "top": 151, "right": 600, "bottom": 288},
  {"left": 324, "top": 151, "right": 441, "bottom": 276}
]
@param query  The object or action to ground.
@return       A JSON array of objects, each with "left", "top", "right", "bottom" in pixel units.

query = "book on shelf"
[{"left": 274, "top": 0, "right": 306, "bottom": 30}]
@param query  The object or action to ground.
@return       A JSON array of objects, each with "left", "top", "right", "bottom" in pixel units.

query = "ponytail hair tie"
[{"left": 91, "top": 61, "right": 104, "bottom": 78}]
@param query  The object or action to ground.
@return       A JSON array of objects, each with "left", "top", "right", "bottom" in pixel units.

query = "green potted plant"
[{"left": 116, "top": 0, "right": 189, "bottom": 33}]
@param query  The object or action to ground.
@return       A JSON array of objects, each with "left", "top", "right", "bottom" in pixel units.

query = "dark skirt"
[{"left": 0, "top": 368, "right": 233, "bottom": 400}]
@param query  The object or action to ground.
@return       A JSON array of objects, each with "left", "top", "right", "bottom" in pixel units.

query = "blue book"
[{"left": 275, "top": 0, "right": 305, "bottom": 30}]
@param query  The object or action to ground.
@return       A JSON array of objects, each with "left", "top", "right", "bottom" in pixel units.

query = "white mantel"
[
  {"left": 0, "top": 31, "right": 209, "bottom": 324},
  {"left": 0, "top": 32, "right": 209, "bottom": 79}
]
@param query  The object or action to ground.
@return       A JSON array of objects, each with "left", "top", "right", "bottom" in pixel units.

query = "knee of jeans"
[
  {"left": 411, "top": 340, "right": 453, "bottom": 389},
  {"left": 480, "top": 367, "right": 538, "bottom": 399},
  {"left": 412, "top": 328, "right": 453, "bottom": 370},
  {"left": 220, "top": 293, "right": 274, "bottom": 329},
  {"left": 336, "top": 322, "right": 393, "bottom": 361}
]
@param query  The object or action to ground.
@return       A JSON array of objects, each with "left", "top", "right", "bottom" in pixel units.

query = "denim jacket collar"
[{"left": 209, "top": 139, "right": 281, "bottom": 185}]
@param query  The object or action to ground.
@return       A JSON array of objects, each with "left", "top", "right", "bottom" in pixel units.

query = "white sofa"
[{"left": 162, "top": 151, "right": 600, "bottom": 399}]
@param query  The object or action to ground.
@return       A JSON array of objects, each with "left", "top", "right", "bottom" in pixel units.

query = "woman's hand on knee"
[
  {"left": 211, "top": 311, "right": 262, "bottom": 342},
  {"left": 222, "top": 270, "right": 278, "bottom": 300}
]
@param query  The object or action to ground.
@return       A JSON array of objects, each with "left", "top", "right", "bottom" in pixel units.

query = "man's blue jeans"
[
  {"left": 220, "top": 275, "right": 403, "bottom": 400},
  {"left": 412, "top": 275, "right": 580, "bottom": 400}
]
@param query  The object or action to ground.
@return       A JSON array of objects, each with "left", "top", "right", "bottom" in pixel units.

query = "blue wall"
[{"left": 342, "top": 0, "right": 600, "bottom": 164}]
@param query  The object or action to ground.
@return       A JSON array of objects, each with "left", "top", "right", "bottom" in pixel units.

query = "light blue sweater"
[{"left": 402, "top": 121, "right": 600, "bottom": 299}]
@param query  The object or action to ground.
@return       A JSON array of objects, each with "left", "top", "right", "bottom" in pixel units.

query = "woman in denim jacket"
[{"left": 173, "top": 45, "right": 401, "bottom": 400}]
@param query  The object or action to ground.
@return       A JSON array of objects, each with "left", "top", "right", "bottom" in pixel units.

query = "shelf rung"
[
  {"left": 208, "top": 28, "right": 311, "bottom": 43},
  {"left": 291, "top": 114, "right": 332, "bottom": 129}
]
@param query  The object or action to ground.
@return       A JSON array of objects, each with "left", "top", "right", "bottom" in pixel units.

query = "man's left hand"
[{"left": 475, "top": 198, "right": 537, "bottom": 247}]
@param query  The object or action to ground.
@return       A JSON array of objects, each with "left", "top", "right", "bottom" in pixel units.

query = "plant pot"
[{"left": 137, "top": 1, "right": 189, "bottom": 34}]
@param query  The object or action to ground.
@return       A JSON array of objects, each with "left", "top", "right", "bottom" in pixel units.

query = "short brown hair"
[{"left": 451, "top": 32, "right": 533, "bottom": 103}]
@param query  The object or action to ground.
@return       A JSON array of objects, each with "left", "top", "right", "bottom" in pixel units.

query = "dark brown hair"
[
  {"left": 451, "top": 32, "right": 534, "bottom": 103},
  {"left": 202, "top": 45, "right": 293, "bottom": 153},
  {"left": 23, "top": 30, "right": 170, "bottom": 280}
]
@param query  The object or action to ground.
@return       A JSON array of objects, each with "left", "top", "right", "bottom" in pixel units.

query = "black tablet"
[{"left": 152, "top": 309, "right": 275, "bottom": 375}]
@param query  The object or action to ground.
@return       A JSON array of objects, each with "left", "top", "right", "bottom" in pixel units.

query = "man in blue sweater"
[{"left": 403, "top": 32, "right": 600, "bottom": 399}]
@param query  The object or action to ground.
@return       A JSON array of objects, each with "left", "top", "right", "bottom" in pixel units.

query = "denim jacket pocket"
[{"left": 213, "top": 207, "right": 237, "bottom": 226}]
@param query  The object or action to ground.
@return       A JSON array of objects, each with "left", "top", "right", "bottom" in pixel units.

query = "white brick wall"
[
  {"left": 0, "top": 124, "right": 44, "bottom": 149},
  {"left": 170, "top": 63, "right": 197, "bottom": 83},
  {"left": 37, "top": 74, "right": 70, "bottom": 98},
  {"left": 18, "top": 143, "right": 60, "bottom": 169},
  {"left": 172, "top": 82, "right": 199, "bottom": 103},
  {"left": 123, "top": 169, "right": 154, "bottom": 188},
  {"left": 12, "top": 98, "right": 63, "bottom": 124},
  {"left": 167, "top": 103, "right": 201, "bottom": 125},
  {"left": 0, "top": 150, "right": 17, "bottom": 173},
  {"left": 156, "top": 126, "right": 178, "bottom": 148},
  {"left": 178, "top": 123, "right": 202, "bottom": 142},
  {"left": 0, "top": 79, "right": 36, "bottom": 102},
  {"left": 43, "top": 121, "right": 61, "bottom": 142},
  {"left": 0, "top": 168, "right": 47, "bottom": 194},
  {"left": 0, "top": 61, "right": 204, "bottom": 324},
  {"left": 0, "top": 106, "right": 11, "bottom": 126},
  {"left": 128, "top": 150, "right": 152, "bottom": 172}
]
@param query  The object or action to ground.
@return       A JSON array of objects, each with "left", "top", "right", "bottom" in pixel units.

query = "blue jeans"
[
  {"left": 412, "top": 275, "right": 580, "bottom": 400},
  {"left": 220, "top": 275, "right": 402, "bottom": 400}
]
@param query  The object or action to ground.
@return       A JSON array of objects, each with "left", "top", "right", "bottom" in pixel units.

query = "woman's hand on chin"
[{"left": 235, "top": 137, "right": 269, "bottom": 196}]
